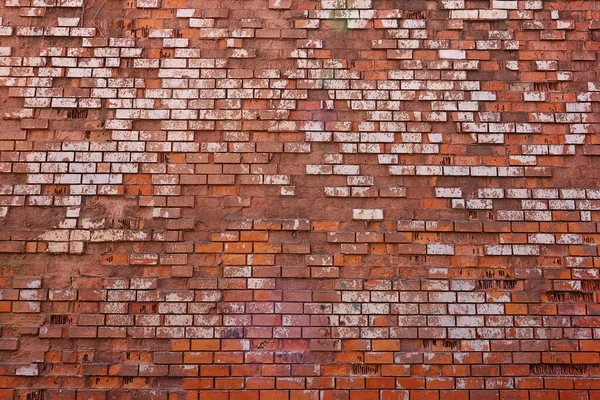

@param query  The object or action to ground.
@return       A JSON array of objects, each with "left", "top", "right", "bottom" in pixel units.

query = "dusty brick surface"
[{"left": 0, "top": 0, "right": 600, "bottom": 398}]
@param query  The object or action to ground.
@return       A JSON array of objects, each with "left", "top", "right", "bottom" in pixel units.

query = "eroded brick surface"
[{"left": 0, "top": 0, "right": 600, "bottom": 398}]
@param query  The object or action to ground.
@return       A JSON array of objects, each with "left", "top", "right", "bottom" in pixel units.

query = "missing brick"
[
  {"left": 485, "top": 269, "right": 512, "bottom": 279},
  {"left": 530, "top": 364, "right": 600, "bottom": 376},
  {"left": 51, "top": 186, "right": 69, "bottom": 195},
  {"left": 39, "top": 364, "right": 54, "bottom": 375},
  {"left": 351, "top": 364, "right": 380, "bottom": 376},
  {"left": 158, "top": 153, "right": 171, "bottom": 163},
  {"left": 533, "top": 82, "right": 559, "bottom": 91},
  {"left": 422, "top": 339, "right": 459, "bottom": 350},
  {"left": 402, "top": 10, "right": 426, "bottom": 19},
  {"left": 25, "top": 390, "right": 45, "bottom": 400},
  {"left": 477, "top": 280, "right": 518, "bottom": 290},
  {"left": 413, "top": 232, "right": 440, "bottom": 242},
  {"left": 222, "top": 328, "right": 244, "bottom": 339},
  {"left": 138, "top": 304, "right": 158, "bottom": 314},
  {"left": 254, "top": 340, "right": 269, "bottom": 350},
  {"left": 275, "top": 352, "right": 304, "bottom": 363},
  {"left": 136, "top": 27, "right": 150, "bottom": 38},
  {"left": 545, "top": 291, "right": 594, "bottom": 303},
  {"left": 582, "top": 280, "right": 600, "bottom": 291},
  {"left": 160, "top": 49, "right": 173, "bottom": 59},
  {"left": 49, "top": 314, "right": 73, "bottom": 325},
  {"left": 66, "top": 109, "right": 88, "bottom": 119},
  {"left": 107, "top": 218, "right": 141, "bottom": 229},
  {"left": 113, "top": 20, "right": 129, "bottom": 30}
]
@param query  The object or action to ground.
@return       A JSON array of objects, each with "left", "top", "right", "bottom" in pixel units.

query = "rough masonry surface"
[{"left": 1, "top": 0, "right": 600, "bottom": 399}]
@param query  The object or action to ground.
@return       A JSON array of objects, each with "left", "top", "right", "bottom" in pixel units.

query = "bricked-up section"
[{"left": 1, "top": 0, "right": 600, "bottom": 398}]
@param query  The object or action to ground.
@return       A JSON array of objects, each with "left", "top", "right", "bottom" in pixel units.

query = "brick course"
[{"left": 1, "top": 0, "right": 600, "bottom": 398}]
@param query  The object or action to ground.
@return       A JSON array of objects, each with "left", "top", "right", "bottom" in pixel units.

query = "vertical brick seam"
[{"left": 0, "top": 0, "right": 600, "bottom": 399}]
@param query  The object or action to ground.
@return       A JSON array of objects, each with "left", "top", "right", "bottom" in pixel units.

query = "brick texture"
[{"left": 0, "top": 0, "right": 600, "bottom": 398}]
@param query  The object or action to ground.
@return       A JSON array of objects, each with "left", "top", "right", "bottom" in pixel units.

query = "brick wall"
[{"left": 1, "top": 0, "right": 600, "bottom": 398}]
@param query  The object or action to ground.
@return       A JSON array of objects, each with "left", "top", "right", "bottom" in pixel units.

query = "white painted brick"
[
  {"left": 485, "top": 245, "right": 512, "bottom": 256},
  {"left": 470, "top": 167, "right": 497, "bottom": 176},
  {"left": 352, "top": 209, "right": 383, "bottom": 220},
  {"left": 556, "top": 234, "right": 582, "bottom": 245},
  {"left": 443, "top": 166, "right": 469, "bottom": 176},
  {"left": 512, "top": 245, "right": 539, "bottom": 256},
  {"left": 333, "top": 165, "right": 360, "bottom": 175},
  {"left": 306, "top": 165, "right": 332, "bottom": 175},
  {"left": 478, "top": 188, "right": 504, "bottom": 199},
  {"left": 442, "top": 0, "right": 465, "bottom": 9},
  {"left": 528, "top": 234, "right": 555, "bottom": 244},
  {"left": 479, "top": 10, "right": 508, "bottom": 19},
  {"left": 524, "top": 211, "right": 552, "bottom": 221},
  {"left": 471, "top": 91, "right": 496, "bottom": 101},
  {"left": 496, "top": 211, "right": 524, "bottom": 221},
  {"left": 360, "top": 132, "right": 394, "bottom": 142},
  {"left": 466, "top": 199, "right": 493, "bottom": 209},
  {"left": 439, "top": 50, "right": 466, "bottom": 59},
  {"left": 416, "top": 166, "right": 442, "bottom": 175},
  {"left": 435, "top": 188, "right": 462, "bottom": 198},
  {"left": 493, "top": 0, "right": 517, "bottom": 8},
  {"left": 427, "top": 244, "right": 454, "bottom": 255},
  {"left": 324, "top": 187, "right": 350, "bottom": 197}
]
